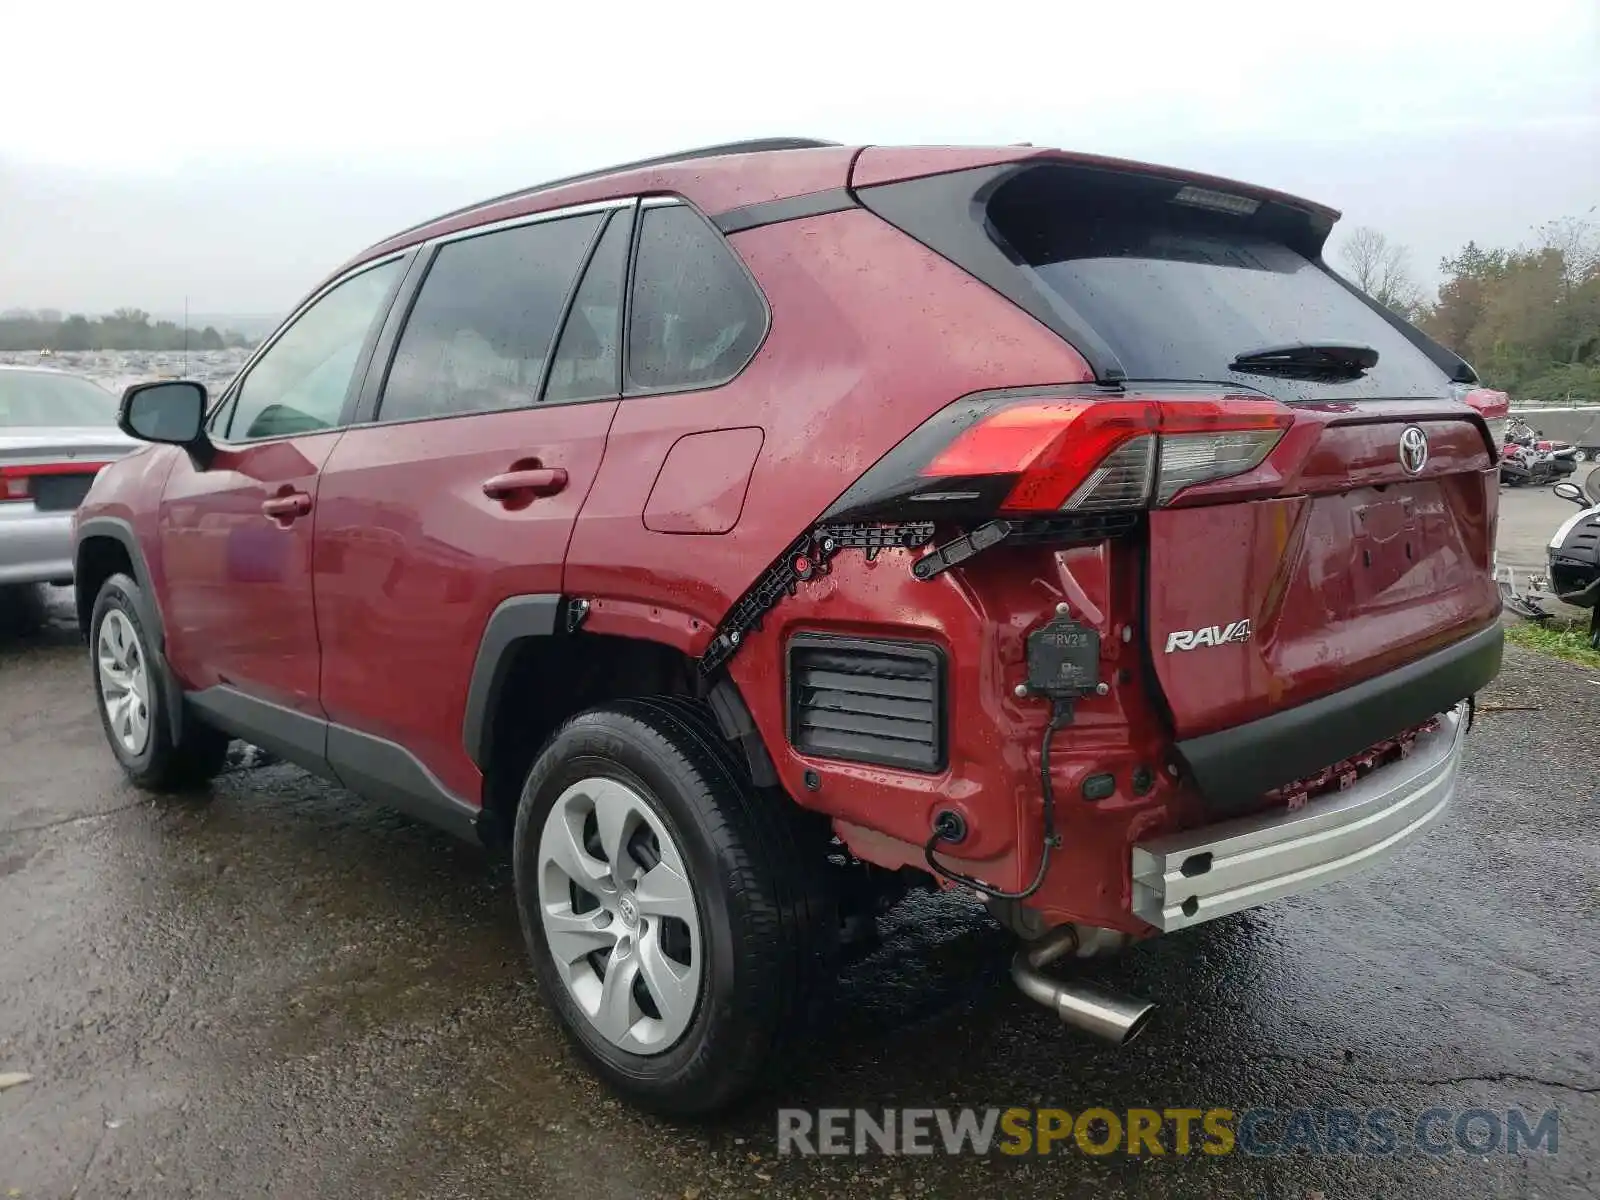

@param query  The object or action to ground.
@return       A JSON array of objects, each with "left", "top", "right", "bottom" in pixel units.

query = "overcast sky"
[{"left": 2, "top": 0, "right": 1595, "bottom": 319}]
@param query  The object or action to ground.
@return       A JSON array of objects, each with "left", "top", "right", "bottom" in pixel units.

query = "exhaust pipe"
[{"left": 1010, "top": 926, "right": 1156, "bottom": 1045}]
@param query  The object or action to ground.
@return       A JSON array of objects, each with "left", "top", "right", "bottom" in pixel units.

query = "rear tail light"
[
  {"left": 1458, "top": 387, "right": 1510, "bottom": 458},
  {"left": 0, "top": 462, "right": 110, "bottom": 503},
  {"left": 825, "top": 390, "right": 1291, "bottom": 524}
]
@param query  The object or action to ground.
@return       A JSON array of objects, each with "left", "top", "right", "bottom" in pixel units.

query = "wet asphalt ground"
[{"left": 2, "top": 489, "right": 1598, "bottom": 1199}]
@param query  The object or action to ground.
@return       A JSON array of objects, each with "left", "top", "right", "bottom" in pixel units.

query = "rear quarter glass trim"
[
  {"left": 620, "top": 199, "right": 772, "bottom": 401},
  {"left": 206, "top": 249, "right": 414, "bottom": 446},
  {"left": 712, "top": 186, "right": 860, "bottom": 234},
  {"left": 855, "top": 163, "right": 1129, "bottom": 381}
]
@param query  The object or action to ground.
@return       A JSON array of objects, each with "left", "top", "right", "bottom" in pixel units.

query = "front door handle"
[
  {"left": 261, "top": 492, "right": 312, "bottom": 521},
  {"left": 482, "top": 467, "right": 569, "bottom": 501}
]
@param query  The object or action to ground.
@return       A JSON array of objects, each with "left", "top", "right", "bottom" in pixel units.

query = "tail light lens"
[
  {"left": 824, "top": 391, "right": 1291, "bottom": 523},
  {"left": 0, "top": 462, "right": 110, "bottom": 503},
  {"left": 1458, "top": 387, "right": 1510, "bottom": 458}
]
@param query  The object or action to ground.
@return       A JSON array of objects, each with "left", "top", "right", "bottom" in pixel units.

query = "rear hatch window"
[{"left": 984, "top": 166, "right": 1453, "bottom": 402}]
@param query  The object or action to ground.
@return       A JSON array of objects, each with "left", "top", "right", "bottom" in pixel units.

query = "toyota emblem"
[{"left": 1399, "top": 426, "right": 1429, "bottom": 475}]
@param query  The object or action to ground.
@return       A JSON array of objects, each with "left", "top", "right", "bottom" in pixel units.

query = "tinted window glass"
[
  {"left": 992, "top": 181, "right": 1450, "bottom": 402},
  {"left": 227, "top": 259, "right": 402, "bottom": 441},
  {"left": 0, "top": 370, "right": 116, "bottom": 427},
  {"left": 379, "top": 213, "right": 603, "bottom": 423},
  {"left": 545, "top": 210, "right": 631, "bottom": 404},
  {"left": 627, "top": 205, "right": 764, "bottom": 392}
]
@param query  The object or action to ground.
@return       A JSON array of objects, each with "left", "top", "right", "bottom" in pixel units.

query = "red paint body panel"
[
  {"left": 158, "top": 434, "right": 340, "bottom": 716},
  {"left": 312, "top": 405, "right": 616, "bottom": 802},
  {"left": 563, "top": 209, "right": 1094, "bottom": 629},
  {"left": 74, "top": 443, "right": 180, "bottom": 600},
  {"left": 1146, "top": 407, "right": 1500, "bottom": 737},
  {"left": 643, "top": 427, "right": 764, "bottom": 534}
]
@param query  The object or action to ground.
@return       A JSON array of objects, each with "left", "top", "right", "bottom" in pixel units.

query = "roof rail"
[{"left": 378, "top": 137, "right": 841, "bottom": 247}]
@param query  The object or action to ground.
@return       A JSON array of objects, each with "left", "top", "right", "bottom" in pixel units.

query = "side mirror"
[
  {"left": 119, "top": 380, "right": 209, "bottom": 447},
  {"left": 1553, "top": 481, "right": 1587, "bottom": 507}
]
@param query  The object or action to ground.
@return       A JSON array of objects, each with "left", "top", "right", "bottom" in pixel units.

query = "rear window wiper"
[{"left": 1229, "top": 342, "right": 1379, "bottom": 380}]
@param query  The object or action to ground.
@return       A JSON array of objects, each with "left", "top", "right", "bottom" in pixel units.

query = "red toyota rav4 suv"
[{"left": 74, "top": 138, "right": 1506, "bottom": 1114}]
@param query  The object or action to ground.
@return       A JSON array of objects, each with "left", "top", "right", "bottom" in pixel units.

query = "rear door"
[
  {"left": 981, "top": 165, "right": 1501, "bottom": 736},
  {"left": 158, "top": 255, "right": 408, "bottom": 716},
  {"left": 312, "top": 202, "right": 631, "bottom": 804}
]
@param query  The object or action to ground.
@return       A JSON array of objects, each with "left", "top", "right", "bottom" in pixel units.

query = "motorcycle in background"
[
  {"left": 1498, "top": 480, "right": 1600, "bottom": 646},
  {"left": 1501, "top": 416, "right": 1579, "bottom": 486}
]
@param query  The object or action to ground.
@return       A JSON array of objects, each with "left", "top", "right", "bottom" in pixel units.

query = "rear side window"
[
  {"left": 627, "top": 204, "right": 765, "bottom": 392},
  {"left": 988, "top": 169, "right": 1452, "bottom": 402},
  {"left": 545, "top": 208, "right": 632, "bottom": 404},
  {"left": 378, "top": 212, "right": 603, "bottom": 423}
]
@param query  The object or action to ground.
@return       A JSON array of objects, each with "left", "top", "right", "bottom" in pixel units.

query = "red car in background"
[{"left": 74, "top": 138, "right": 1504, "bottom": 1114}]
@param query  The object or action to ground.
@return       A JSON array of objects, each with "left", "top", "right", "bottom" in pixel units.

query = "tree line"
[
  {"left": 0, "top": 308, "right": 254, "bottom": 353},
  {"left": 1337, "top": 214, "right": 1600, "bottom": 404}
]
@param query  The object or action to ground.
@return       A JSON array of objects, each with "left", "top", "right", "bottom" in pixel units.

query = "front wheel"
[
  {"left": 512, "top": 697, "right": 833, "bottom": 1116},
  {"left": 90, "top": 573, "right": 230, "bottom": 791}
]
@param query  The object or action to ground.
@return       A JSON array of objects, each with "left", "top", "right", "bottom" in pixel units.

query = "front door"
[
  {"left": 314, "top": 204, "right": 629, "bottom": 803},
  {"left": 159, "top": 256, "right": 408, "bottom": 718}
]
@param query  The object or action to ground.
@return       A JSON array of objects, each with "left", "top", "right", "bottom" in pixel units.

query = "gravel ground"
[{"left": 0, "top": 488, "right": 1596, "bottom": 1199}]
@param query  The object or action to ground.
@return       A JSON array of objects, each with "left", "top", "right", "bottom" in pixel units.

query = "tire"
[
  {"left": 512, "top": 696, "right": 833, "bottom": 1116},
  {"left": 1576, "top": 449, "right": 1590, "bottom": 464},
  {"left": 89, "top": 573, "right": 230, "bottom": 791}
]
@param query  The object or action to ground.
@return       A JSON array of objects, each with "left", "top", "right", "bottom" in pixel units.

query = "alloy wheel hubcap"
[
  {"left": 97, "top": 609, "right": 151, "bottom": 756},
  {"left": 536, "top": 777, "right": 702, "bottom": 1055}
]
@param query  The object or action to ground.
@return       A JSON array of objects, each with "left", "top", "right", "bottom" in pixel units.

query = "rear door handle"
[
  {"left": 261, "top": 492, "right": 312, "bottom": 521},
  {"left": 482, "top": 467, "right": 568, "bottom": 501}
]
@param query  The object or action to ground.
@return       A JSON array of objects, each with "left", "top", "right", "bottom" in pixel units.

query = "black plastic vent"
[{"left": 787, "top": 635, "right": 946, "bottom": 772}]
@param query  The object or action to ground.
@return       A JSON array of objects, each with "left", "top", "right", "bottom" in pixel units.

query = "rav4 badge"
[{"left": 1165, "top": 620, "right": 1253, "bottom": 653}]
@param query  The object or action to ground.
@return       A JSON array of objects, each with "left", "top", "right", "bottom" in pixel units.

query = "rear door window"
[
  {"left": 544, "top": 207, "right": 633, "bottom": 404},
  {"left": 378, "top": 212, "right": 604, "bottom": 423},
  {"left": 626, "top": 203, "right": 765, "bottom": 393}
]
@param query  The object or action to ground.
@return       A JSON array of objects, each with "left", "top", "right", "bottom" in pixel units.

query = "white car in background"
[{"left": 0, "top": 366, "right": 137, "bottom": 593}]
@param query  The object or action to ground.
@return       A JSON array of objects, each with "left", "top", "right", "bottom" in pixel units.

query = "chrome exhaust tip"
[{"left": 1010, "top": 927, "right": 1156, "bottom": 1045}]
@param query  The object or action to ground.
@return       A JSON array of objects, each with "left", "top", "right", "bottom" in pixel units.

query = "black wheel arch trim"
[
  {"left": 1175, "top": 620, "right": 1503, "bottom": 815},
  {"left": 705, "top": 677, "right": 779, "bottom": 788},
  {"left": 75, "top": 517, "right": 160, "bottom": 643},
  {"left": 463, "top": 594, "right": 567, "bottom": 771},
  {"left": 462, "top": 593, "right": 780, "bottom": 788},
  {"left": 75, "top": 516, "right": 188, "bottom": 747}
]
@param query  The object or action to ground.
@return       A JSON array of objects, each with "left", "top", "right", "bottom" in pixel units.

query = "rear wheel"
[
  {"left": 90, "top": 574, "right": 230, "bottom": 791},
  {"left": 512, "top": 697, "right": 833, "bottom": 1115}
]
